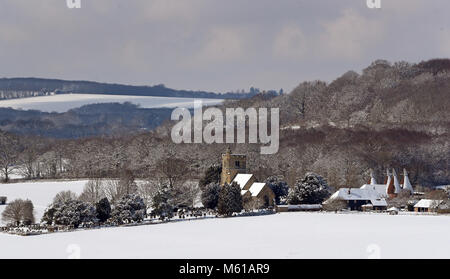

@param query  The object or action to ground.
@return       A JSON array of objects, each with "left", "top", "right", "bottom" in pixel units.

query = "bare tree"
[
  {"left": 103, "top": 179, "right": 124, "bottom": 206},
  {"left": 155, "top": 156, "right": 190, "bottom": 188},
  {"left": 0, "top": 132, "right": 21, "bottom": 182},
  {"left": 137, "top": 179, "right": 160, "bottom": 208},
  {"left": 1, "top": 199, "right": 34, "bottom": 226},
  {"left": 79, "top": 178, "right": 105, "bottom": 204},
  {"left": 53, "top": 190, "right": 78, "bottom": 204}
]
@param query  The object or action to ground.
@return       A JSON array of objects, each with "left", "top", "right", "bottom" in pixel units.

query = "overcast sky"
[{"left": 0, "top": 0, "right": 449, "bottom": 93}]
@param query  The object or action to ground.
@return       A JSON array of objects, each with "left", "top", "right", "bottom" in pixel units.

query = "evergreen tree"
[
  {"left": 265, "top": 176, "right": 289, "bottom": 204},
  {"left": 201, "top": 182, "right": 221, "bottom": 209},
  {"left": 287, "top": 172, "right": 330, "bottom": 205},
  {"left": 217, "top": 182, "right": 243, "bottom": 216},
  {"left": 96, "top": 197, "right": 111, "bottom": 223},
  {"left": 199, "top": 165, "right": 222, "bottom": 191},
  {"left": 151, "top": 184, "right": 174, "bottom": 220},
  {"left": 109, "top": 194, "right": 146, "bottom": 224}
]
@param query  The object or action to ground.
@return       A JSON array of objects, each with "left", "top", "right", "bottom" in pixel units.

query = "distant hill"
[
  {"left": 0, "top": 102, "right": 176, "bottom": 138},
  {"left": 0, "top": 77, "right": 255, "bottom": 100}
]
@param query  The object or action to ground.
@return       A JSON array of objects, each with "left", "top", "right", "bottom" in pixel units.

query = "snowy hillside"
[{"left": 0, "top": 94, "right": 223, "bottom": 113}]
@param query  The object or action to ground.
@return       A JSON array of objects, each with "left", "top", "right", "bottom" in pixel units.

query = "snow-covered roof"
[
  {"left": 414, "top": 199, "right": 443, "bottom": 208},
  {"left": 328, "top": 188, "right": 387, "bottom": 207},
  {"left": 241, "top": 190, "right": 249, "bottom": 196},
  {"left": 232, "top": 174, "right": 254, "bottom": 189},
  {"left": 360, "top": 184, "right": 387, "bottom": 197},
  {"left": 248, "top": 182, "right": 266, "bottom": 197},
  {"left": 371, "top": 198, "right": 388, "bottom": 207}
]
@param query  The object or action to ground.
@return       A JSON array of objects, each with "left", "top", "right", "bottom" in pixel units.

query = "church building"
[{"left": 220, "top": 148, "right": 275, "bottom": 207}]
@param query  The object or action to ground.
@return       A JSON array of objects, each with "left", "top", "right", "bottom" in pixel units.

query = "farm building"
[{"left": 414, "top": 199, "right": 443, "bottom": 213}]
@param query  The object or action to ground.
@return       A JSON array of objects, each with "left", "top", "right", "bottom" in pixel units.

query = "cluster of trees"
[
  {"left": 41, "top": 191, "right": 147, "bottom": 228},
  {"left": 0, "top": 59, "right": 448, "bottom": 190},
  {"left": 0, "top": 77, "right": 253, "bottom": 100},
  {"left": 0, "top": 103, "right": 174, "bottom": 138},
  {"left": 201, "top": 182, "right": 243, "bottom": 216}
]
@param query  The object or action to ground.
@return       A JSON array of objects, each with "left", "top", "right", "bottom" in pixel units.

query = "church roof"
[
  {"left": 248, "top": 182, "right": 266, "bottom": 197},
  {"left": 232, "top": 174, "right": 254, "bottom": 190}
]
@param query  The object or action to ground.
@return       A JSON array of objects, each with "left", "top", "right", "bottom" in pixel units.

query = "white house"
[{"left": 414, "top": 199, "right": 443, "bottom": 213}]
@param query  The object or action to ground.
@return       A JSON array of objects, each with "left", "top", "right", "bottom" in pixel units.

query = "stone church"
[{"left": 220, "top": 148, "right": 275, "bottom": 207}]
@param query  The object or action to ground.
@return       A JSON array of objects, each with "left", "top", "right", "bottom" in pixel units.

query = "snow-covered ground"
[
  {"left": 0, "top": 180, "right": 449, "bottom": 259},
  {"left": 0, "top": 180, "right": 87, "bottom": 225},
  {"left": 0, "top": 94, "right": 223, "bottom": 112}
]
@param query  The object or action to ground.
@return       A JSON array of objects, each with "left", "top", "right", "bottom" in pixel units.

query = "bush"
[
  {"left": 109, "top": 194, "right": 146, "bottom": 224},
  {"left": 96, "top": 197, "right": 111, "bottom": 223},
  {"left": 287, "top": 172, "right": 330, "bottom": 205},
  {"left": 201, "top": 182, "right": 221, "bottom": 209},
  {"left": 42, "top": 200, "right": 97, "bottom": 228},
  {"left": 1, "top": 199, "right": 35, "bottom": 226},
  {"left": 217, "top": 182, "right": 243, "bottom": 216}
]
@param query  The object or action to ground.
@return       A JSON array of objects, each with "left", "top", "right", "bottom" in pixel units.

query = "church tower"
[{"left": 221, "top": 147, "right": 247, "bottom": 185}]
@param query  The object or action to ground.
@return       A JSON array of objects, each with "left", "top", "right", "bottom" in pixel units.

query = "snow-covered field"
[
  {"left": 0, "top": 180, "right": 87, "bottom": 225},
  {"left": 0, "top": 94, "right": 223, "bottom": 112},
  {"left": 0, "top": 180, "right": 449, "bottom": 259}
]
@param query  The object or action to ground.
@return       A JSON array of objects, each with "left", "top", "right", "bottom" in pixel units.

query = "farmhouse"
[
  {"left": 326, "top": 187, "right": 387, "bottom": 211},
  {"left": 414, "top": 199, "right": 443, "bottom": 213},
  {"left": 220, "top": 148, "right": 275, "bottom": 207},
  {"left": 325, "top": 169, "right": 415, "bottom": 211}
]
